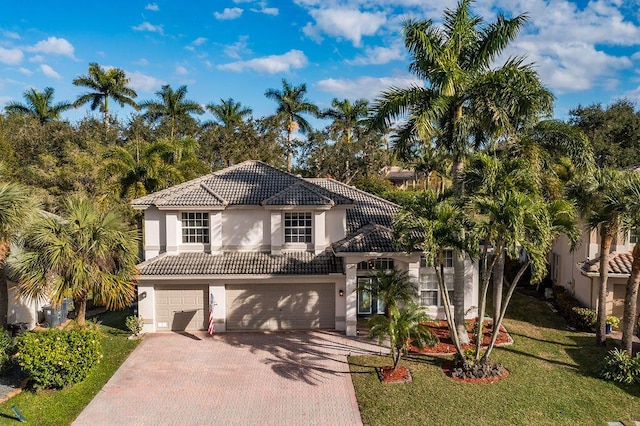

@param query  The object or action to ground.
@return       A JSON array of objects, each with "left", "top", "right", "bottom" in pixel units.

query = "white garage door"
[
  {"left": 226, "top": 283, "right": 335, "bottom": 331},
  {"left": 156, "top": 286, "right": 207, "bottom": 331}
]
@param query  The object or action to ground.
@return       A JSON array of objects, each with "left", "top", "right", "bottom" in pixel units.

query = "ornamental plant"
[
  {"left": 16, "top": 325, "right": 102, "bottom": 389},
  {"left": 125, "top": 315, "right": 144, "bottom": 336},
  {"left": 601, "top": 348, "right": 640, "bottom": 384}
]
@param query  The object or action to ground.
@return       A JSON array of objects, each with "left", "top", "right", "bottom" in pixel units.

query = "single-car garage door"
[
  {"left": 156, "top": 286, "right": 207, "bottom": 331},
  {"left": 226, "top": 283, "right": 335, "bottom": 331}
]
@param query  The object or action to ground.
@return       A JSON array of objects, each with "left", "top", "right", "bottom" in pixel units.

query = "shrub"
[
  {"left": 0, "top": 328, "right": 14, "bottom": 373},
  {"left": 125, "top": 315, "right": 144, "bottom": 336},
  {"left": 606, "top": 315, "right": 620, "bottom": 328},
  {"left": 601, "top": 348, "right": 640, "bottom": 384},
  {"left": 553, "top": 286, "right": 597, "bottom": 331},
  {"left": 16, "top": 324, "right": 103, "bottom": 389},
  {"left": 571, "top": 307, "right": 597, "bottom": 330}
]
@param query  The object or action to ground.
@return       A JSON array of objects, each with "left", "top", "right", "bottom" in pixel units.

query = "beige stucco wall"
[
  {"left": 222, "top": 209, "right": 270, "bottom": 250},
  {"left": 7, "top": 280, "right": 41, "bottom": 329}
]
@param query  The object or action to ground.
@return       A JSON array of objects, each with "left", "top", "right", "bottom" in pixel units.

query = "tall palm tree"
[
  {"left": 322, "top": 98, "right": 369, "bottom": 144},
  {"left": 265, "top": 79, "right": 319, "bottom": 171},
  {"left": 139, "top": 85, "right": 204, "bottom": 139},
  {"left": 10, "top": 196, "right": 138, "bottom": 326},
  {"left": 73, "top": 63, "right": 138, "bottom": 128},
  {"left": 0, "top": 183, "right": 39, "bottom": 327},
  {"left": 567, "top": 168, "right": 626, "bottom": 346},
  {"left": 370, "top": 0, "right": 554, "bottom": 344},
  {"left": 206, "top": 98, "right": 252, "bottom": 129},
  {"left": 356, "top": 268, "right": 418, "bottom": 318},
  {"left": 5, "top": 87, "right": 72, "bottom": 124}
]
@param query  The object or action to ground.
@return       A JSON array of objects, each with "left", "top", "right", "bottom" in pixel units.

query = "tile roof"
[
  {"left": 305, "top": 178, "right": 400, "bottom": 235},
  {"left": 332, "top": 223, "right": 398, "bottom": 253},
  {"left": 580, "top": 252, "right": 634, "bottom": 275},
  {"left": 132, "top": 161, "right": 353, "bottom": 208},
  {"left": 139, "top": 251, "right": 344, "bottom": 276},
  {"left": 262, "top": 183, "right": 335, "bottom": 206}
]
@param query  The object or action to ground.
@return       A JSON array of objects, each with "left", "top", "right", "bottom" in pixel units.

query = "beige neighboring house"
[
  {"left": 131, "top": 160, "right": 479, "bottom": 335},
  {"left": 380, "top": 166, "right": 419, "bottom": 190},
  {"left": 550, "top": 225, "right": 640, "bottom": 321}
]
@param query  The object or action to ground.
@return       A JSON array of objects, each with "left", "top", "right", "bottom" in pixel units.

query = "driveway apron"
[{"left": 73, "top": 331, "right": 383, "bottom": 426}]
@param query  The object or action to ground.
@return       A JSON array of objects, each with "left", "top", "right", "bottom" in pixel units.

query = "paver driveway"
[{"left": 73, "top": 331, "right": 384, "bottom": 426}]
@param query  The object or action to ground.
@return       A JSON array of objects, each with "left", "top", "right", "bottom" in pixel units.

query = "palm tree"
[
  {"left": 567, "top": 169, "right": 627, "bottom": 346},
  {"left": 322, "top": 98, "right": 369, "bottom": 144},
  {"left": 370, "top": 0, "right": 554, "bottom": 344},
  {"left": 5, "top": 87, "right": 72, "bottom": 124},
  {"left": 368, "top": 301, "right": 437, "bottom": 370},
  {"left": 206, "top": 98, "right": 252, "bottom": 129},
  {"left": 73, "top": 63, "right": 138, "bottom": 128},
  {"left": 10, "top": 196, "right": 138, "bottom": 326},
  {"left": 0, "top": 183, "right": 39, "bottom": 327},
  {"left": 139, "top": 85, "right": 204, "bottom": 139},
  {"left": 356, "top": 268, "right": 418, "bottom": 318},
  {"left": 265, "top": 79, "right": 319, "bottom": 171}
]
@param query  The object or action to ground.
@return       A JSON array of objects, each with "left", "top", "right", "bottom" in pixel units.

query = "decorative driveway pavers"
[{"left": 73, "top": 331, "right": 384, "bottom": 426}]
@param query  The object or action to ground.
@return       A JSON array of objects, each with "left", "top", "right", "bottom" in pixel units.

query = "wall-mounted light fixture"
[{"left": 339, "top": 289, "right": 344, "bottom": 297}]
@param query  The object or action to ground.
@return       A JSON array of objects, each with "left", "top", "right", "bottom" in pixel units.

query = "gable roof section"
[
  {"left": 138, "top": 250, "right": 343, "bottom": 276},
  {"left": 305, "top": 178, "right": 400, "bottom": 235},
  {"left": 262, "top": 183, "right": 335, "bottom": 206},
  {"left": 131, "top": 161, "right": 353, "bottom": 208},
  {"left": 332, "top": 223, "right": 398, "bottom": 253},
  {"left": 580, "top": 252, "right": 634, "bottom": 276}
]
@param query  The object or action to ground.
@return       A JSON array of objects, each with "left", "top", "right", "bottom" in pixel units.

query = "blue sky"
[{"left": 0, "top": 0, "right": 639, "bottom": 126}]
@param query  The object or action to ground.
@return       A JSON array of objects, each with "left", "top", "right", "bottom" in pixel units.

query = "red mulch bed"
[
  {"left": 377, "top": 366, "right": 412, "bottom": 384},
  {"left": 409, "top": 319, "right": 513, "bottom": 355}
]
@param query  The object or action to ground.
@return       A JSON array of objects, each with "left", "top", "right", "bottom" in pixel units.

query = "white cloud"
[
  {"left": 145, "top": 3, "right": 159, "bottom": 11},
  {"left": 3, "top": 30, "right": 20, "bottom": 39},
  {"left": 132, "top": 21, "right": 164, "bottom": 34},
  {"left": 192, "top": 37, "right": 207, "bottom": 46},
  {"left": 28, "top": 55, "right": 44, "bottom": 63},
  {"left": 315, "top": 75, "right": 423, "bottom": 100},
  {"left": 347, "top": 43, "right": 405, "bottom": 65},
  {"left": 303, "top": 8, "right": 386, "bottom": 47},
  {"left": 218, "top": 49, "right": 308, "bottom": 73},
  {"left": 28, "top": 37, "right": 75, "bottom": 57},
  {"left": 127, "top": 71, "right": 166, "bottom": 93},
  {"left": 0, "top": 47, "right": 23, "bottom": 64},
  {"left": 18, "top": 67, "right": 32, "bottom": 76},
  {"left": 135, "top": 58, "right": 149, "bottom": 66},
  {"left": 251, "top": 2, "right": 279, "bottom": 16},
  {"left": 214, "top": 7, "right": 243, "bottom": 20},
  {"left": 175, "top": 65, "right": 188, "bottom": 75},
  {"left": 40, "top": 64, "right": 61, "bottom": 79},
  {"left": 223, "top": 35, "right": 251, "bottom": 59}
]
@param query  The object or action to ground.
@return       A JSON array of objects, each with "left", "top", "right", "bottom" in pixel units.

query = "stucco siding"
[{"left": 222, "top": 209, "right": 270, "bottom": 250}]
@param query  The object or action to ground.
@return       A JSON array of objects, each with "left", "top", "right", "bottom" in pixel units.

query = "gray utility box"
[{"left": 43, "top": 305, "right": 63, "bottom": 328}]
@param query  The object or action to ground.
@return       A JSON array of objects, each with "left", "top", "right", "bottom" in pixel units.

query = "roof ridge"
[
  {"left": 200, "top": 181, "right": 228, "bottom": 205},
  {"left": 334, "top": 222, "right": 392, "bottom": 249},
  {"left": 306, "top": 177, "right": 401, "bottom": 208},
  {"left": 131, "top": 173, "right": 214, "bottom": 205},
  {"left": 261, "top": 182, "right": 335, "bottom": 206}
]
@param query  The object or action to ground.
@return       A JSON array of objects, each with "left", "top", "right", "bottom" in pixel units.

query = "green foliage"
[
  {"left": 0, "top": 328, "right": 15, "bottom": 372},
  {"left": 571, "top": 307, "right": 597, "bottom": 329},
  {"left": 125, "top": 315, "right": 144, "bottom": 336},
  {"left": 606, "top": 315, "right": 620, "bottom": 328},
  {"left": 600, "top": 348, "right": 640, "bottom": 384},
  {"left": 553, "top": 286, "right": 597, "bottom": 331},
  {"left": 17, "top": 325, "right": 103, "bottom": 389}
]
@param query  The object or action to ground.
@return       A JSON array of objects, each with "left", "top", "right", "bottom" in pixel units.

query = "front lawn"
[
  {"left": 0, "top": 308, "right": 140, "bottom": 426},
  {"left": 350, "top": 291, "right": 640, "bottom": 425}
]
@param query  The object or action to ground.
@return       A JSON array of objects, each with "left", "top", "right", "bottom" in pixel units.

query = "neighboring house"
[
  {"left": 380, "top": 166, "right": 419, "bottom": 190},
  {"left": 132, "top": 160, "right": 478, "bottom": 335},
  {"left": 550, "top": 225, "right": 640, "bottom": 321}
]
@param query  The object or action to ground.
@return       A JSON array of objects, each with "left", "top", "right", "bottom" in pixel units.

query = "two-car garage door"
[{"left": 155, "top": 283, "right": 335, "bottom": 332}]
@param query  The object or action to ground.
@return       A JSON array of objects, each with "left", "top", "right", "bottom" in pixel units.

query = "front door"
[{"left": 356, "top": 277, "right": 385, "bottom": 317}]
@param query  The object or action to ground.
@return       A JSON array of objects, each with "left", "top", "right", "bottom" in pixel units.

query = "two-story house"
[
  {"left": 132, "top": 160, "right": 479, "bottom": 335},
  {"left": 550, "top": 225, "right": 640, "bottom": 321}
]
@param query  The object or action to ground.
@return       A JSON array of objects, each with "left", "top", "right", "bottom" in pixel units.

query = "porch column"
[{"left": 346, "top": 263, "right": 358, "bottom": 336}]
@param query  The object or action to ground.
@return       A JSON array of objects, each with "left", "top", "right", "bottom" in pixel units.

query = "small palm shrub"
[
  {"left": 125, "top": 315, "right": 144, "bottom": 336},
  {"left": 0, "top": 328, "right": 15, "bottom": 373},
  {"left": 16, "top": 324, "right": 103, "bottom": 389},
  {"left": 600, "top": 348, "right": 640, "bottom": 384}
]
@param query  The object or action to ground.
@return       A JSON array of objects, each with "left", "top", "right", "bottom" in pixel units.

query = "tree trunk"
[
  {"left": 492, "top": 249, "right": 505, "bottom": 331},
  {"left": 436, "top": 264, "right": 465, "bottom": 359},
  {"left": 286, "top": 119, "right": 293, "bottom": 171},
  {"left": 104, "top": 96, "right": 109, "bottom": 129},
  {"left": 453, "top": 249, "right": 469, "bottom": 345},
  {"left": 0, "top": 241, "right": 9, "bottom": 327},
  {"left": 597, "top": 225, "right": 615, "bottom": 346},
  {"left": 74, "top": 295, "right": 88, "bottom": 326},
  {"left": 622, "top": 242, "right": 640, "bottom": 355}
]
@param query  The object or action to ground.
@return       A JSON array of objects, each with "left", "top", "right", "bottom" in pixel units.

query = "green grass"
[
  {"left": 350, "top": 291, "right": 640, "bottom": 426},
  {"left": 0, "top": 308, "right": 140, "bottom": 426}
]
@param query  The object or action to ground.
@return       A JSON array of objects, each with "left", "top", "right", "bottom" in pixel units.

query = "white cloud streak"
[
  {"left": 214, "top": 7, "right": 243, "bottom": 20},
  {"left": 218, "top": 49, "right": 308, "bottom": 73}
]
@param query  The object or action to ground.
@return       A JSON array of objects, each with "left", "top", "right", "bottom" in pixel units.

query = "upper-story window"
[
  {"left": 284, "top": 212, "right": 312, "bottom": 243},
  {"left": 181, "top": 212, "right": 209, "bottom": 243},
  {"left": 631, "top": 228, "right": 639, "bottom": 244},
  {"left": 357, "top": 258, "right": 395, "bottom": 271},
  {"left": 420, "top": 250, "right": 454, "bottom": 268}
]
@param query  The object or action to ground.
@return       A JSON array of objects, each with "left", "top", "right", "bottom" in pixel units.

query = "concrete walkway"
[{"left": 73, "top": 331, "right": 384, "bottom": 426}]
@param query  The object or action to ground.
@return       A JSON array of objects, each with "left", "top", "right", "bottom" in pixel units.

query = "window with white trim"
[
  {"left": 357, "top": 258, "right": 395, "bottom": 271},
  {"left": 420, "top": 250, "right": 454, "bottom": 268},
  {"left": 631, "top": 228, "right": 640, "bottom": 244},
  {"left": 419, "top": 273, "right": 454, "bottom": 307},
  {"left": 284, "top": 212, "right": 312, "bottom": 243},
  {"left": 181, "top": 212, "right": 209, "bottom": 243}
]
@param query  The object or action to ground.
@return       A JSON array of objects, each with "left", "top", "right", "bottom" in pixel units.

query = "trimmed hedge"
[
  {"left": 552, "top": 285, "right": 596, "bottom": 331},
  {"left": 16, "top": 325, "right": 102, "bottom": 389}
]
